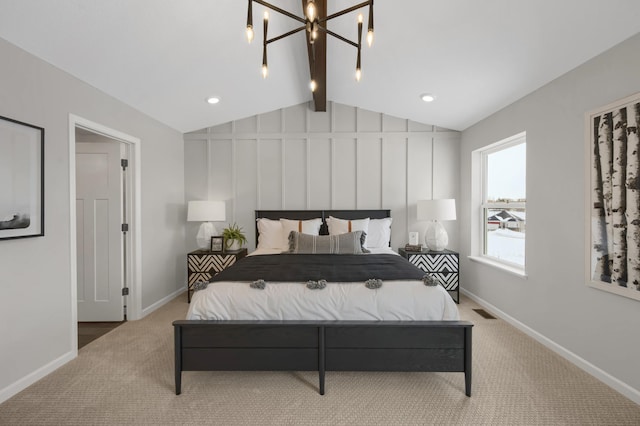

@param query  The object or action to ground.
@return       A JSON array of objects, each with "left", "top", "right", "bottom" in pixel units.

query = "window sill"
[{"left": 468, "top": 256, "right": 528, "bottom": 279}]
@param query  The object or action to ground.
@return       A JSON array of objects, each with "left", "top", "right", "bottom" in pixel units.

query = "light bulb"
[
  {"left": 264, "top": 11, "right": 269, "bottom": 20},
  {"left": 306, "top": 0, "right": 317, "bottom": 21},
  {"left": 246, "top": 26, "right": 254, "bottom": 43},
  {"left": 310, "top": 80, "right": 317, "bottom": 92},
  {"left": 367, "top": 30, "right": 374, "bottom": 47},
  {"left": 358, "top": 14, "right": 363, "bottom": 24},
  {"left": 262, "top": 64, "right": 268, "bottom": 79},
  {"left": 355, "top": 68, "right": 361, "bottom": 82}
]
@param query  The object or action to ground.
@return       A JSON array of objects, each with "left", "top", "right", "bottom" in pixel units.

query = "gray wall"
[
  {"left": 184, "top": 102, "right": 461, "bottom": 252},
  {"left": 460, "top": 33, "right": 640, "bottom": 401},
  {"left": 0, "top": 37, "right": 186, "bottom": 401}
]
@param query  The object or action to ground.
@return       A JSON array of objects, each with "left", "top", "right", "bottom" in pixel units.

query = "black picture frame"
[
  {"left": 0, "top": 115, "right": 44, "bottom": 241},
  {"left": 210, "top": 236, "right": 224, "bottom": 252}
]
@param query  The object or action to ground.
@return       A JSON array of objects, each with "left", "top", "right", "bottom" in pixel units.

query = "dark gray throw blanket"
[{"left": 209, "top": 254, "right": 426, "bottom": 283}]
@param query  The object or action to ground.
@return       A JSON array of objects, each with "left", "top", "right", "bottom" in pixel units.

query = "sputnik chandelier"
[{"left": 246, "top": 0, "right": 374, "bottom": 92}]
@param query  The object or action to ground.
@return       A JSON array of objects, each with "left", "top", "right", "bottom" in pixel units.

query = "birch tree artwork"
[{"left": 590, "top": 95, "right": 640, "bottom": 300}]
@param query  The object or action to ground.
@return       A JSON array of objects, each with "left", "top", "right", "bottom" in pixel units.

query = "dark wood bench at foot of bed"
[{"left": 173, "top": 320, "right": 473, "bottom": 396}]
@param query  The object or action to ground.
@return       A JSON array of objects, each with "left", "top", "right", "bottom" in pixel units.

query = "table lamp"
[
  {"left": 187, "top": 201, "right": 226, "bottom": 249},
  {"left": 417, "top": 199, "right": 456, "bottom": 251}
]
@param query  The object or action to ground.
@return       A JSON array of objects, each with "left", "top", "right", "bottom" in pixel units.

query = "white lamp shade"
[
  {"left": 187, "top": 201, "right": 226, "bottom": 222},
  {"left": 417, "top": 199, "right": 456, "bottom": 221}
]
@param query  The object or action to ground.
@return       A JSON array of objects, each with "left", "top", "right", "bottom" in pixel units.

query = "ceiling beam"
[{"left": 303, "top": 0, "right": 326, "bottom": 111}]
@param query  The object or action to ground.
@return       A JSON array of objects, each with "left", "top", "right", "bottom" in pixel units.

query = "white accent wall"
[
  {"left": 460, "top": 33, "right": 640, "bottom": 402},
  {"left": 0, "top": 37, "right": 186, "bottom": 402},
  {"left": 184, "top": 102, "right": 461, "bottom": 251}
]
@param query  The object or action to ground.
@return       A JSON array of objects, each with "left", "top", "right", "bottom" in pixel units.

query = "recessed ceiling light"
[
  {"left": 206, "top": 96, "right": 221, "bottom": 104},
  {"left": 420, "top": 93, "right": 436, "bottom": 103}
]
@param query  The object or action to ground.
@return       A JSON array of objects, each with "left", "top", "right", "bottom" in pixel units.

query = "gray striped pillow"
[{"left": 288, "top": 230, "right": 370, "bottom": 254}]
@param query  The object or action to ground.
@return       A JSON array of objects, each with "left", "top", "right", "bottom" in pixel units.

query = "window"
[{"left": 480, "top": 133, "right": 526, "bottom": 269}]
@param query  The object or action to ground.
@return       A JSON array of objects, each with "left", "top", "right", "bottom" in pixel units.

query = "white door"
[{"left": 76, "top": 142, "right": 124, "bottom": 321}]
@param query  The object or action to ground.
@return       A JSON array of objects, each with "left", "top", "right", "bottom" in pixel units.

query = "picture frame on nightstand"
[
  {"left": 408, "top": 231, "right": 419, "bottom": 245},
  {"left": 210, "top": 236, "right": 224, "bottom": 252}
]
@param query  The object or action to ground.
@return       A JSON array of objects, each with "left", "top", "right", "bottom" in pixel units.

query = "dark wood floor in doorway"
[{"left": 78, "top": 321, "right": 125, "bottom": 349}]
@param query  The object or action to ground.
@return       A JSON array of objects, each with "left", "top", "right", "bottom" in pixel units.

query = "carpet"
[{"left": 1, "top": 295, "right": 639, "bottom": 425}]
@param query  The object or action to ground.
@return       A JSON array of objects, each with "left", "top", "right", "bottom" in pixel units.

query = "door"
[{"left": 76, "top": 141, "right": 124, "bottom": 321}]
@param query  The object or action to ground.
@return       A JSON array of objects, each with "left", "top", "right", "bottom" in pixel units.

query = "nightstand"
[
  {"left": 187, "top": 248, "right": 247, "bottom": 302},
  {"left": 398, "top": 248, "right": 459, "bottom": 303}
]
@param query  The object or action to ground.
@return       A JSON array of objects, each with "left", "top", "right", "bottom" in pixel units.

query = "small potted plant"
[{"left": 222, "top": 222, "right": 247, "bottom": 251}]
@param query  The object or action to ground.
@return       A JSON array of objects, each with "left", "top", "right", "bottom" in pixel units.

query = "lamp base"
[
  {"left": 196, "top": 222, "right": 218, "bottom": 249},
  {"left": 425, "top": 221, "right": 448, "bottom": 251}
]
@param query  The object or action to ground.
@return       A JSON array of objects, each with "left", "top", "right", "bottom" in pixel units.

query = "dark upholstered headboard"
[{"left": 254, "top": 209, "right": 391, "bottom": 247}]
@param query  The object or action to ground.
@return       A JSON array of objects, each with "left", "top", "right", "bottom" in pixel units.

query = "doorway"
[
  {"left": 77, "top": 321, "right": 125, "bottom": 349},
  {"left": 69, "top": 115, "right": 142, "bottom": 354}
]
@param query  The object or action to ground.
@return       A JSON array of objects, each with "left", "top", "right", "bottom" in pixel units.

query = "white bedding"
[{"left": 186, "top": 248, "right": 460, "bottom": 321}]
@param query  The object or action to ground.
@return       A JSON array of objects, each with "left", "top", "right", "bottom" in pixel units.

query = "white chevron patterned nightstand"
[
  {"left": 398, "top": 248, "right": 459, "bottom": 304},
  {"left": 187, "top": 248, "right": 247, "bottom": 302}
]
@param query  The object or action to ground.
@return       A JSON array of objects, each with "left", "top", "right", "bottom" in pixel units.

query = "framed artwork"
[
  {"left": 0, "top": 115, "right": 44, "bottom": 241},
  {"left": 586, "top": 92, "right": 640, "bottom": 301},
  {"left": 210, "top": 236, "right": 224, "bottom": 252}
]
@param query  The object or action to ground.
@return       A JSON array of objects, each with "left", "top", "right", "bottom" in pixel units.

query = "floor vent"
[{"left": 473, "top": 308, "right": 497, "bottom": 319}]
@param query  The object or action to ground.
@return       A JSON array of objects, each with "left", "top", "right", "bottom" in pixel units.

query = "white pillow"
[
  {"left": 367, "top": 217, "right": 393, "bottom": 248},
  {"left": 256, "top": 218, "right": 284, "bottom": 249},
  {"left": 327, "top": 216, "right": 370, "bottom": 247},
  {"left": 280, "top": 218, "right": 322, "bottom": 249}
]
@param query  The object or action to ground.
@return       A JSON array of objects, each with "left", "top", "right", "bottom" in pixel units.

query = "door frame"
[{"left": 68, "top": 114, "right": 142, "bottom": 354}]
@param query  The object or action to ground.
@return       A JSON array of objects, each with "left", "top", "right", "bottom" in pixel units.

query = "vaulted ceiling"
[{"left": 1, "top": 0, "right": 639, "bottom": 133}]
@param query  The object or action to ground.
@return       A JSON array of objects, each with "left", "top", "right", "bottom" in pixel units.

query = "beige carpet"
[{"left": 1, "top": 295, "right": 639, "bottom": 425}]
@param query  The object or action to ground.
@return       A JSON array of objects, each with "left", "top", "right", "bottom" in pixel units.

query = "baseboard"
[
  {"left": 0, "top": 351, "right": 75, "bottom": 404},
  {"left": 141, "top": 287, "right": 186, "bottom": 318},
  {"left": 1, "top": 287, "right": 186, "bottom": 404},
  {"left": 461, "top": 288, "right": 640, "bottom": 405}
]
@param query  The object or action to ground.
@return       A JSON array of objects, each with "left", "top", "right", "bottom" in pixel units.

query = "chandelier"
[{"left": 245, "top": 0, "right": 374, "bottom": 110}]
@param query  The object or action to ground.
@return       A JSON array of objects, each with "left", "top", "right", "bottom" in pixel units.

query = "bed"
[{"left": 173, "top": 210, "right": 473, "bottom": 396}]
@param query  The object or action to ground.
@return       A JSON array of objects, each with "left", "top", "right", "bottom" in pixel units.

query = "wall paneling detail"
[{"left": 185, "top": 102, "right": 460, "bottom": 250}]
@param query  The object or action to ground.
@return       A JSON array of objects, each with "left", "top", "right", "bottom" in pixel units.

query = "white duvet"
[{"left": 186, "top": 248, "right": 460, "bottom": 321}]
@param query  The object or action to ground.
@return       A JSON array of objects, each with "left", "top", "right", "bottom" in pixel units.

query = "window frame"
[{"left": 478, "top": 132, "right": 526, "bottom": 272}]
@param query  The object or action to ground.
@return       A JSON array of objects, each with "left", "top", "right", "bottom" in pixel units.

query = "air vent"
[{"left": 473, "top": 308, "right": 496, "bottom": 319}]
